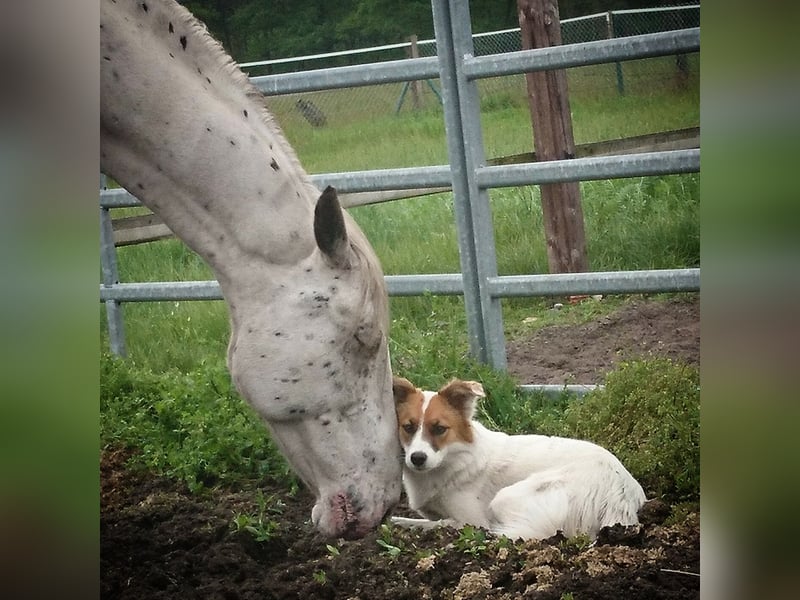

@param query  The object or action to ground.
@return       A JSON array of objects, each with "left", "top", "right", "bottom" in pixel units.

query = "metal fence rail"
[{"left": 101, "top": 1, "right": 700, "bottom": 380}]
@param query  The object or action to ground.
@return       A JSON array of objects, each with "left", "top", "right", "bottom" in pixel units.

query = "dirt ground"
[{"left": 101, "top": 295, "right": 700, "bottom": 599}]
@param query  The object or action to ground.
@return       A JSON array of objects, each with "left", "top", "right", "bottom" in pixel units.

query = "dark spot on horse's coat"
[
  {"left": 314, "top": 295, "right": 329, "bottom": 303},
  {"left": 322, "top": 361, "right": 332, "bottom": 368},
  {"left": 275, "top": 396, "right": 281, "bottom": 401},
  {"left": 156, "top": 164, "right": 163, "bottom": 172},
  {"left": 103, "top": 56, "right": 111, "bottom": 61},
  {"left": 180, "top": 35, "right": 187, "bottom": 50},
  {"left": 305, "top": 334, "right": 314, "bottom": 341},
  {"left": 321, "top": 419, "right": 331, "bottom": 427},
  {"left": 329, "top": 286, "right": 338, "bottom": 294},
  {"left": 328, "top": 370, "right": 338, "bottom": 378},
  {"left": 168, "top": 22, "right": 174, "bottom": 33},
  {"left": 206, "top": 127, "right": 212, "bottom": 132},
  {"left": 260, "top": 354, "right": 266, "bottom": 358},
  {"left": 274, "top": 331, "right": 282, "bottom": 337},
  {"left": 206, "top": 77, "right": 211, "bottom": 84},
  {"left": 243, "top": 109, "right": 248, "bottom": 118},
  {"left": 257, "top": 189, "right": 264, "bottom": 196},
  {"left": 247, "top": 327, "right": 253, "bottom": 333},
  {"left": 270, "top": 158, "right": 279, "bottom": 171},
  {"left": 307, "top": 361, "right": 314, "bottom": 367},
  {"left": 169, "top": 52, "right": 174, "bottom": 59},
  {"left": 202, "top": 202, "right": 210, "bottom": 211},
  {"left": 136, "top": 183, "right": 144, "bottom": 190},
  {"left": 112, "top": 69, "right": 120, "bottom": 81},
  {"left": 230, "top": 140, "right": 236, "bottom": 146},
  {"left": 141, "top": 2, "right": 148, "bottom": 12},
  {"left": 305, "top": 268, "right": 312, "bottom": 273}
]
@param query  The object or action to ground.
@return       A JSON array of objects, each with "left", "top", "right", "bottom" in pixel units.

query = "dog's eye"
[
  {"left": 402, "top": 422, "right": 416, "bottom": 434},
  {"left": 431, "top": 424, "right": 448, "bottom": 436}
]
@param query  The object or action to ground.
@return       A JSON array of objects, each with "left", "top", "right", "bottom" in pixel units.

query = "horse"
[{"left": 100, "top": 0, "right": 401, "bottom": 539}]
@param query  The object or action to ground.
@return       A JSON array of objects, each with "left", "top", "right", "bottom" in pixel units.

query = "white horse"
[{"left": 100, "top": 0, "right": 401, "bottom": 538}]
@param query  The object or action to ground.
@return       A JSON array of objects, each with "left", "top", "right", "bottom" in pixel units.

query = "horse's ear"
[{"left": 314, "top": 186, "right": 350, "bottom": 269}]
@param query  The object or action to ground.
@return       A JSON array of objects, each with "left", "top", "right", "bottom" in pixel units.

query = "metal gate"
[{"left": 100, "top": 0, "right": 700, "bottom": 372}]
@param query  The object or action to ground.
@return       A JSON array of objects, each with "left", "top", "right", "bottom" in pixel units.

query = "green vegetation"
[
  {"left": 100, "top": 68, "right": 699, "bottom": 505},
  {"left": 479, "top": 357, "right": 700, "bottom": 502},
  {"left": 231, "top": 489, "right": 285, "bottom": 542},
  {"left": 100, "top": 354, "right": 295, "bottom": 492}
]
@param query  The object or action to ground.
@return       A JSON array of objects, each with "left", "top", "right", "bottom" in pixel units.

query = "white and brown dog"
[{"left": 391, "top": 377, "right": 646, "bottom": 540}]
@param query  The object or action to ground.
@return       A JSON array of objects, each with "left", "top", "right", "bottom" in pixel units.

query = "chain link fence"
[{"left": 242, "top": 5, "right": 699, "bottom": 155}]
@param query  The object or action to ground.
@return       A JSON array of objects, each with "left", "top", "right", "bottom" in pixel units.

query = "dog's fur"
[{"left": 391, "top": 377, "right": 646, "bottom": 540}]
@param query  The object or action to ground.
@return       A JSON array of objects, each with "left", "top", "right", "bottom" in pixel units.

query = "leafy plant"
[
  {"left": 312, "top": 570, "right": 327, "bottom": 585},
  {"left": 101, "top": 353, "right": 296, "bottom": 492},
  {"left": 376, "top": 539, "right": 403, "bottom": 558},
  {"left": 230, "top": 489, "right": 283, "bottom": 542},
  {"left": 376, "top": 523, "right": 403, "bottom": 558},
  {"left": 454, "top": 525, "right": 489, "bottom": 557},
  {"left": 555, "top": 358, "right": 700, "bottom": 501}
]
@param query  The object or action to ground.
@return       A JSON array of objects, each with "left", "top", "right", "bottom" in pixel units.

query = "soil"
[
  {"left": 101, "top": 295, "right": 700, "bottom": 599},
  {"left": 506, "top": 295, "right": 699, "bottom": 385}
]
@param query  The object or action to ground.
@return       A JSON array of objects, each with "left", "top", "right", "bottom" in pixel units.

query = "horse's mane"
[
  {"left": 163, "top": 1, "right": 387, "bottom": 322},
  {"left": 166, "top": 0, "right": 314, "bottom": 196}
]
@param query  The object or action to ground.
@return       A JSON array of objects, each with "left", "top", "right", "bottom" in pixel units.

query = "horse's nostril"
[{"left": 410, "top": 452, "right": 427, "bottom": 467}]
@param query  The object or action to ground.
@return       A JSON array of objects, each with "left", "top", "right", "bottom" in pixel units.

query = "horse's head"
[{"left": 228, "top": 187, "right": 402, "bottom": 539}]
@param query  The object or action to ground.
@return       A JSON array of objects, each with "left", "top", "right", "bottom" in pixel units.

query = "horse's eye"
[
  {"left": 431, "top": 424, "right": 448, "bottom": 436},
  {"left": 402, "top": 422, "right": 416, "bottom": 434}
]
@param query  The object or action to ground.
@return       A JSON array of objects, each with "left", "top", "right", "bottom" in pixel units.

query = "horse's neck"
[{"left": 100, "top": 0, "right": 318, "bottom": 280}]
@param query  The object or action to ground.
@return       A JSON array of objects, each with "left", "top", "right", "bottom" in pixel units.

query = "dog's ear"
[
  {"left": 392, "top": 376, "right": 417, "bottom": 405},
  {"left": 438, "top": 379, "right": 485, "bottom": 420}
]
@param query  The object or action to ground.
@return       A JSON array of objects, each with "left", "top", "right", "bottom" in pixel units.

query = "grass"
[{"left": 100, "top": 65, "right": 699, "bottom": 502}]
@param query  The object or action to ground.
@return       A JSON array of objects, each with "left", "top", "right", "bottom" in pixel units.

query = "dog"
[{"left": 390, "top": 376, "right": 646, "bottom": 540}]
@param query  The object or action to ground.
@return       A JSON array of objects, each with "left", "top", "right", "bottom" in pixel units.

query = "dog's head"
[{"left": 392, "top": 376, "right": 485, "bottom": 472}]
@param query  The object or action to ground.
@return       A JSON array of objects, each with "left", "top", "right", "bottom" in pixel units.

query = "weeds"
[
  {"left": 231, "top": 490, "right": 283, "bottom": 542},
  {"left": 376, "top": 523, "right": 403, "bottom": 558},
  {"left": 454, "top": 525, "right": 489, "bottom": 557},
  {"left": 101, "top": 353, "right": 296, "bottom": 492},
  {"left": 537, "top": 358, "right": 700, "bottom": 501}
]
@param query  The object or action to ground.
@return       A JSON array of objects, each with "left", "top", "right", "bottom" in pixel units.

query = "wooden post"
[{"left": 518, "top": 0, "right": 588, "bottom": 274}]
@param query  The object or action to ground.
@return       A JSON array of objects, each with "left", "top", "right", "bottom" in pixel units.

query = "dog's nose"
[{"left": 410, "top": 452, "right": 427, "bottom": 467}]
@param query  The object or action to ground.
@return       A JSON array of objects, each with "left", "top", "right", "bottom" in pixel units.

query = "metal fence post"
[
  {"left": 606, "top": 11, "right": 625, "bottom": 95},
  {"left": 100, "top": 174, "right": 127, "bottom": 357},
  {"left": 431, "top": 0, "right": 507, "bottom": 369}
]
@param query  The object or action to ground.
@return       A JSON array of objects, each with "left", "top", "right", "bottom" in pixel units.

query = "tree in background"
[{"left": 179, "top": 0, "right": 684, "bottom": 62}]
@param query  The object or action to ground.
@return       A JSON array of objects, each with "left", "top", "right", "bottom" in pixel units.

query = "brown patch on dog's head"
[
  {"left": 392, "top": 376, "right": 424, "bottom": 446},
  {"left": 437, "top": 379, "right": 485, "bottom": 422},
  {"left": 393, "top": 377, "right": 486, "bottom": 450}
]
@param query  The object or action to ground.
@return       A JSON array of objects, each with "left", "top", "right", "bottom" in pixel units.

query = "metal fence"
[
  {"left": 100, "top": 1, "right": 700, "bottom": 382},
  {"left": 240, "top": 4, "right": 699, "bottom": 128}
]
